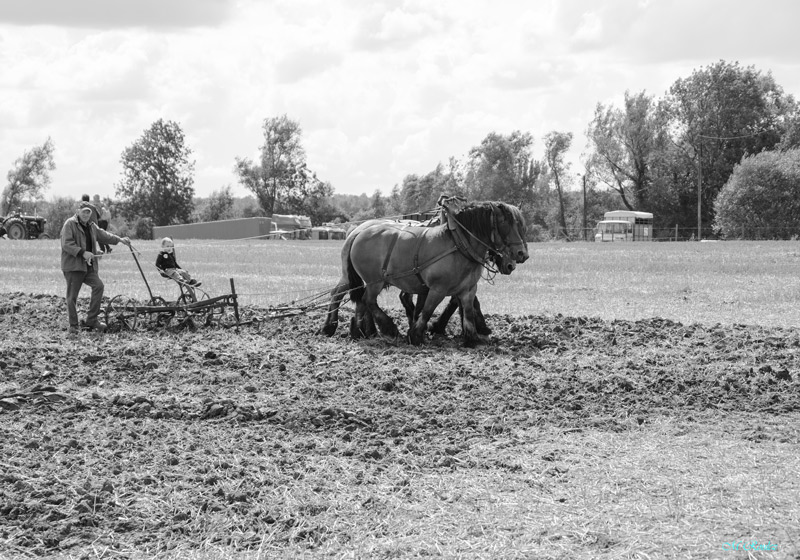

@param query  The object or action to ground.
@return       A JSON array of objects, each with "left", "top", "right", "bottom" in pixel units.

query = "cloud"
[
  {"left": 0, "top": 0, "right": 234, "bottom": 29},
  {"left": 2, "top": 0, "right": 800, "bottom": 205},
  {"left": 352, "top": 4, "right": 448, "bottom": 51},
  {"left": 275, "top": 47, "right": 344, "bottom": 84}
]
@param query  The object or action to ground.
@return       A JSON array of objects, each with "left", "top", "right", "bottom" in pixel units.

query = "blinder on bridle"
[{"left": 488, "top": 203, "right": 528, "bottom": 264}]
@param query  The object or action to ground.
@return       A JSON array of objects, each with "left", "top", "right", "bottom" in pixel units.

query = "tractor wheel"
[
  {"left": 4, "top": 219, "right": 27, "bottom": 240},
  {"left": 38, "top": 232, "right": 52, "bottom": 239}
]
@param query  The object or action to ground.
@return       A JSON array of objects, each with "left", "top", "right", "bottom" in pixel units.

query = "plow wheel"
[
  {"left": 146, "top": 296, "right": 174, "bottom": 328},
  {"left": 105, "top": 296, "right": 139, "bottom": 332},
  {"left": 177, "top": 292, "right": 211, "bottom": 328},
  {"left": 218, "top": 310, "right": 239, "bottom": 328}
]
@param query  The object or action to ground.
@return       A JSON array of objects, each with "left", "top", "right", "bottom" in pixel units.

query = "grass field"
[{"left": 3, "top": 238, "right": 800, "bottom": 328}]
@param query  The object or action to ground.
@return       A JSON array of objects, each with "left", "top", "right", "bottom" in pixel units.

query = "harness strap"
[
  {"left": 381, "top": 226, "right": 460, "bottom": 286},
  {"left": 411, "top": 231, "right": 429, "bottom": 285},
  {"left": 381, "top": 234, "right": 400, "bottom": 279},
  {"left": 386, "top": 246, "right": 459, "bottom": 283}
]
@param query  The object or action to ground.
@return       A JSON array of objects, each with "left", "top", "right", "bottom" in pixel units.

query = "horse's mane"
[
  {"left": 503, "top": 203, "right": 527, "bottom": 235},
  {"left": 454, "top": 202, "right": 496, "bottom": 240}
]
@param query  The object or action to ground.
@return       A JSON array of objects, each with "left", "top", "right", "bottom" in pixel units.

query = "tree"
[
  {"left": 464, "top": 131, "right": 537, "bottom": 206},
  {"left": 199, "top": 185, "right": 234, "bottom": 222},
  {"left": 295, "top": 180, "right": 339, "bottom": 225},
  {"left": 42, "top": 196, "right": 76, "bottom": 238},
  {"left": 543, "top": 131, "right": 573, "bottom": 238},
  {"left": 116, "top": 119, "right": 195, "bottom": 226},
  {"left": 235, "top": 115, "right": 323, "bottom": 217},
  {"left": 2, "top": 138, "right": 56, "bottom": 215},
  {"left": 386, "top": 184, "right": 403, "bottom": 217},
  {"left": 587, "top": 91, "right": 660, "bottom": 210},
  {"left": 714, "top": 148, "right": 800, "bottom": 239},
  {"left": 661, "top": 60, "right": 794, "bottom": 233},
  {"left": 370, "top": 189, "right": 386, "bottom": 218}
]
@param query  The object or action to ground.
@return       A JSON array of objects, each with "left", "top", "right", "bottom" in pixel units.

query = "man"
[
  {"left": 61, "top": 201, "right": 131, "bottom": 334},
  {"left": 98, "top": 205, "right": 112, "bottom": 253}
]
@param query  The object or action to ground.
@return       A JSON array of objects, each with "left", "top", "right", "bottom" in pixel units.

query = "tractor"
[{"left": 0, "top": 209, "right": 49, "bottom": 240}]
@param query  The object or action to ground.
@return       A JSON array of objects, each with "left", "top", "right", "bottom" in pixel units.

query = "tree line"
[{"left": 4, "top": 60, "right": 800, "bottom": 240}]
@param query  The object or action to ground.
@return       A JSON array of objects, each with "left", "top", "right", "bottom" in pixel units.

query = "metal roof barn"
[{"left": 152, "top": 217, "right": 281, "bottom": 240}]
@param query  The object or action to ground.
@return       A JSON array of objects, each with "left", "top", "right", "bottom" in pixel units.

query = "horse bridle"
[
  {"left": 447, "top": 203, "right": 523, "bottom": 266},
  {"left": 490, "top": 204, "right": 527, "bottom": 261}
]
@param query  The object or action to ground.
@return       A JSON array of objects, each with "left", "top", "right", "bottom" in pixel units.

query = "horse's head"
[
  {"left": 448, "top": 201, "right": 528, "bottom": 273},
  {"left": 491, "top": 203, "right": 529, "bottom": 264},
  {"left": 491, "top": 249, "right": 517, "bottom": 275}
]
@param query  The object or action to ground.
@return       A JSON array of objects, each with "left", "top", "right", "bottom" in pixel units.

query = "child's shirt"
[{"left": 156, "top": 251, "right": 180, "bottom": 271}]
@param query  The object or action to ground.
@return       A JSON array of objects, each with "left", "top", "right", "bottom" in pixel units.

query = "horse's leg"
[
  {"left": 473, "top": 295, "right": 491, "bottom": 335},
  {"left": 350, "top": 300, "right": 371, "bottom": 339},
  {"left": 430, "top": 296, "right": 459, "bottom": 335},
  {"left": 364, "top": 284, "right": 399, "bottom": 343},
  {"left": 409, "top": 290, "right": 447, "bottom": 345},
  {"left": 323, "top": 232, "right": 363, "bottom": 336},
  {"left": 399, "top": 292, "right": 415, "bottom": 328},
  {"left": 458, "top": 286, "right": 481, "bottom": 348},
  {"left": 321, "top": 280, "right": 349, "bottom": 336},
  {"left": 413, "top": 289, "right": 427, "bottom": 322},
  {"left": 363, "top": 307, "right": 377, "bottom": 337}
]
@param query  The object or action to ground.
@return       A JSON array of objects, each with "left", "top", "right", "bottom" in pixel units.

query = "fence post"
[{"left": 674, "top": 224, "right": 678, "bottom": 242}]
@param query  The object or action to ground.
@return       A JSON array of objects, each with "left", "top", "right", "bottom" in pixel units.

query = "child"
[{"left": 155, "top": 237, "right": 201, "bottom": 287}]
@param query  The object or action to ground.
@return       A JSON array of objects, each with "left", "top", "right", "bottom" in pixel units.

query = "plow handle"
[{"left": 128, "top": 244, "right": 155, "bottom": 302}]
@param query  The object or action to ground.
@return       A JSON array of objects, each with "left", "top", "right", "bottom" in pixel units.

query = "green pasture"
[{"left": 3, "top": 238, "right": 800, "bottom": 328}]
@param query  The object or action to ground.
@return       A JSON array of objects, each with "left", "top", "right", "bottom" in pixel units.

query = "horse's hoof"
[
  {"left": 321, "top": 322, "right": 338, "bottom": 337},
  {"left": 463, "top": 334, "right": 480, "bottom": 348},
  {"left": 380, "top": 332, "right": 400, "bottom": 346},
  {"left": 477, "top": 326, "right": 492, "bottom": 336},
  {"left": 349, "top": 317, "right": 362, "bottom": 339},
  {"left": 408, "top": 330, "right": 425, "bottom": 345}
]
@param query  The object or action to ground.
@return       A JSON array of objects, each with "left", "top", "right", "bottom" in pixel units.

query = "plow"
[{"left": 104, "top": 246, "right": 241, "bottom": 332}]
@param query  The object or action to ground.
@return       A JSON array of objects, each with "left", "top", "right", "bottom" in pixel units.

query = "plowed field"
[{"left": 2, "top": 292, "right": 799, "bottom": 559}]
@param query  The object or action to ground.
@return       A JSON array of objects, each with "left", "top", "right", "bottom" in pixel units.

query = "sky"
[{"left": 2, "top": 0, "right": 799, "bottom": 203}]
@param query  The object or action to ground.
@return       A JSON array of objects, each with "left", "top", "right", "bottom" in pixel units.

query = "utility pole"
[
  {"left": 582, "top": 174, "right": 587, "bottom": 241},
  {"left": 696, "top": 144, "right": 702, "bottom": 241}
]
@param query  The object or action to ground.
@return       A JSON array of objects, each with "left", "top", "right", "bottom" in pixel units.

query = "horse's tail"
[
  {"left": 346, "top": 249, "right": 365, "bottom": 303},
  {"left": 341, "top": 230, "right": 365, "bottom": 303}
]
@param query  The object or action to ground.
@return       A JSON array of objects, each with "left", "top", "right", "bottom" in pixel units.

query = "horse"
[
  {"left": 398, "top": 202, "right": 529, "bottom": 337},
  {"left": 320, "top": 201, "right": 528, "bottom": 347},
  {"left": 397, "top": 249, "right": 508, "bottom": 337}
]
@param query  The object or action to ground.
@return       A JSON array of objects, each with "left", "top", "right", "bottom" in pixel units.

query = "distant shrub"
[
  {"left": 43, "top": 197, "right": 78, "bottom": 238},
  {"left": 714, "top": 148, "right": 800, "bottom": 239},
  {"left": 527, "top": 224, "right": 550, "bottom": 242},
  {"left": 133, "top": 217, "right": 154, "bottom": 240}
]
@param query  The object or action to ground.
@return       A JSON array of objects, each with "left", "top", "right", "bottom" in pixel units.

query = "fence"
[{"left": 537, "top": 226, "right": 800, "bottom": 242}]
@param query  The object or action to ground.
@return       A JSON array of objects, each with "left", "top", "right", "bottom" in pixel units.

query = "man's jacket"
[{"left": 60, "top": 214, "right": 123, "bottom": 272}]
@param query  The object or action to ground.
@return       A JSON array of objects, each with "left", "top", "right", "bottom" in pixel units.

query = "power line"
[{"left": 697, "top": 130, "right": 768, "bottom": 140}]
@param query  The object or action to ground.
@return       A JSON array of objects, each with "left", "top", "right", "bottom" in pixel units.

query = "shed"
[{"left": 153, "top": 217, "right": 279, "bottom": 240}]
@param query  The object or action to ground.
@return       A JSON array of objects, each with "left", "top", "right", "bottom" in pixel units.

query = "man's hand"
[
  {"left": 82, "top": 251, "right": 93, "bottom": 264},
  {"left": 120, "top": 237, "right": 131, "bottom": 247}
]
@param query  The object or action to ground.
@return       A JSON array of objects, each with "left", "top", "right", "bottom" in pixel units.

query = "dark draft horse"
[
  {"left": 398, "top": 202, "right": 529, "bottom": 336},
  {"left": 321, "top": 201, "right": 528, "bottom": 347}
]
